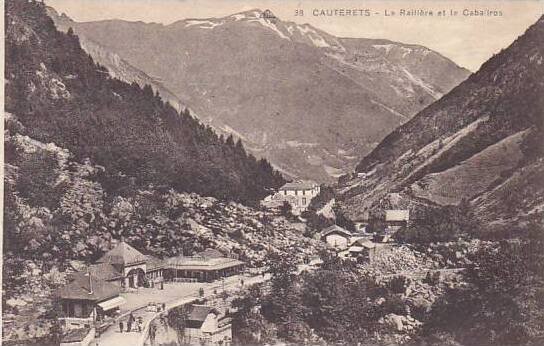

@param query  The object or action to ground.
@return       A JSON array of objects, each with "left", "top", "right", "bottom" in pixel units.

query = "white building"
[
  {"left": 277, "top": 180, "right": 320, "bottom": 214},
  {"left": 320, "top": 225, "right": 353, "bottom": 249}
]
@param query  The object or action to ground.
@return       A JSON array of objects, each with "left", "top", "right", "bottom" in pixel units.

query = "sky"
[{"left": 47, "top": 0, "right": 543, "bottom": 71}]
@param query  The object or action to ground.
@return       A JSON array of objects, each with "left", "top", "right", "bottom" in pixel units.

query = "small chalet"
[
  {"left": 320, "top": 225, "right": 353, "bottom": 249},
  {"left": 97, "top": 241, "right": 149, "bottom": 288},
  {"left": 385, "top": 209, "right": 410, "bottom": 231},
  {"left": 181, "top": 304, "right": 232, "bottom": 345},
  {"left": 57, "top": 273, "right": 125, "bottom": 330},
  {"left": 348, "top": 238, "right": 376, "bottom": 261}
]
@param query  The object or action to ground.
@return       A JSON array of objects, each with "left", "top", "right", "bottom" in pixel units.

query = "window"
[
  {"left": 302, "top": 198, "right": 307, "bottom": 205},
  {"left": 303, "top": 190, "right": 306, "bottom": 196}
]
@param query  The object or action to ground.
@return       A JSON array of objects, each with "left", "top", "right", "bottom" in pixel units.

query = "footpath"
[{"left": 95, "top": 273, "right": 270, "bottom": 346}]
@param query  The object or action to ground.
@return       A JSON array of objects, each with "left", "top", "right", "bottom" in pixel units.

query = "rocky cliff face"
[
  {"left": 47, "top": 7, "right": 469, "bottom": 182},
  {"left": 337, "top": 16, "right": 544, "bottom": 234}
]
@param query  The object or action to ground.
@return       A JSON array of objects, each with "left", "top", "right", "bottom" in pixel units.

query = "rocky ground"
[
  {"left": 356, "top": 242, "right": 476, "bottom": 344},
  {"left": 151, "top": 191, "right": 323, "bottom": 267},
  {"left": 2, "top": 193, "right": 322, "bottom": 345}
]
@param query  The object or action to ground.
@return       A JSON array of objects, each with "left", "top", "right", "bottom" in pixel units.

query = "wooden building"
[
  {"left": 181, "top": 304, "right": 232, "bottom": 345},
  {"left": 320, "top": 225, "right": 353, "bottom": 249},
  {"left": 56, "top": 273, "right": 125, "bottom": 330},
  {"left": 166, "top": 255, "right": 244, "bottom": 282}
]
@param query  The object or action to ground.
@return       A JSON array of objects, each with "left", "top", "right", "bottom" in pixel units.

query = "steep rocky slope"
[
  {"left": 47, "top": 7, "right": 469, "bottom": 182},
  {"left": 338, "top": 16, "right": 544, "bottom": 234}
]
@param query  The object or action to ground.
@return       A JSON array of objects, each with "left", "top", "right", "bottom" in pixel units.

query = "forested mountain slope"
[{"left": 6, "top": 1, "right": 284, "bottom": 205}]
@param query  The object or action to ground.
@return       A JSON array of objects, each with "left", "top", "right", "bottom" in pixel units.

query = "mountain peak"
[{"left": 45, "top": 4, "right": 469, "bottom": 183}]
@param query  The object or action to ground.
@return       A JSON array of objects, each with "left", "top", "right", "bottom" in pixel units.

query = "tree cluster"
[{"left": 5, "top": 0, "right": 284, "bottom": 206}]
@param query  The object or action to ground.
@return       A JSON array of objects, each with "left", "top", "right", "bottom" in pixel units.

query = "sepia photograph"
[{"left": 2, "top": 0, "right": 544, "bottom": 345}]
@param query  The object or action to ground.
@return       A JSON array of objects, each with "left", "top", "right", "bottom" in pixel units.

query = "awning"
[{"left": 97, "top": 296, "right": 126, "bottom": 311}]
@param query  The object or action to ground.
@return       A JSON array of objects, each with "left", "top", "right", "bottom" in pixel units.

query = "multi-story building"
[{"left": 277, "top": 180, "right": 320, "bottom": 214}]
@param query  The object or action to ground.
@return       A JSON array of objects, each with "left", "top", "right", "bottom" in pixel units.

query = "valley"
[
  {"left": 46, "top": 7, "right": 469, "bottom": 183},
  {"left": 3, "top": 1, "right": 544, "bottom": 346}
]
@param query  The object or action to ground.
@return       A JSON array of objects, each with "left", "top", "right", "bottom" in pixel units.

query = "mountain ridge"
[
  {"left": 337, "top": 15, "right": 544, "bottom": 235},
  {"left": 46, "top": 6, "right": 470, "bottom": 182}
]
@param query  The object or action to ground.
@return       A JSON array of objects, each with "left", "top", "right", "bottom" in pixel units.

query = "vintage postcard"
[{"left": 3, "top": 0, "right": 544, "bottom": 345}]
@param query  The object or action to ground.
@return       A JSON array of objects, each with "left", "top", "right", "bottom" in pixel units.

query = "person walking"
[
  {"left": 127, "top": 313, "right": 135, "bottom": 332},
  {"left": 137, "top": 316, "right": 143, "bottom": 333},
  {"left": 119, "top": 320, "right": 124, "bottom": 333},
  {"left": 149, "top": 325, "right": 155, "bottom": 344}
]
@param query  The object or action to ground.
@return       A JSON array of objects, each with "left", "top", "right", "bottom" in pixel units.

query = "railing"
[{"left": 173, "top": 277, "right": 199, "bottom": 283}]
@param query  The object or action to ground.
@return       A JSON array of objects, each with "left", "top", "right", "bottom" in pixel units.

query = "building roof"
[
  {"left": 279, "top": 180, "right": 318, "bottom": 191},
  {"left": 67, "top": 260, "right": 87, "bottom": 272},
  {"left": 196, "top": 248, "right": 225, "bottom": 259},
  {"left": 146, "top": 255, "right": 166, "bottom": 271},
  {"left": 348, "top": 246, "right": 366, "bottom": 253},
  {"left": 57, "top": 274, "right": 120, "bottom": 301},
  {"left": 69, "top": 263, "right": 123, "bottom": 282},
  {"left": 385, "top": 210, "right": 410, "bottom": 222},
  {"left": 167, "top": 255, "right": 244, "bottom": 271},
  {"left": 320, "top": 225, "right": 352, "bottom": 238},
  {"left": 97, "top": 241, "right": 148, "bottom": 266},
  {"left": 187, "top": 305, "right": 220, "bottom": 323},
  {"left": 351, "top": 238, "right": 376, "bottom": 249}
]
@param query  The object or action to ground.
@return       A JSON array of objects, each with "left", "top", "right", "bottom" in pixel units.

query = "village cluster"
[
  {"left": 57, "top": 242, "right": 244, "bottom": 346},
  {"left": 54, "top": 180, "right": 410, "bottom": 346}
]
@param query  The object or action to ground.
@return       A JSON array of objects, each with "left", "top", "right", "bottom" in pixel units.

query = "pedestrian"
[
  {"left": 162, "top": 303, "right": 166, "bottom": 312},
  {"left": 128, "top": 313, "right": 135, "bottom": 332},
  {"left": 149, "top": 325, "right": 155, "bottom": 345},
  {"left": 138, "top": 319, "right": 142, "bottom": 333},
  {"left": 119, "top": 321, "right": 123, "bottom": 333}
]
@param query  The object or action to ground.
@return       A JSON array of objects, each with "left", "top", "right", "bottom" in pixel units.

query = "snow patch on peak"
[
  {"left": 286, "top": 24, "right": 295, "bottom": 34},
  {"left": 399, "top": 46, "right": 412, "bottom": 58},
  {"left": 231, "top": 14, "right": 246, "bottom": 21},
  {"left": 185, "top": 19, "right": 223, "bottom": 29},
  {"left": 297, "top": 24, "right": 316, "bottom": 35},
  {"left": 372, "top": 44, "right": 395, "bottom": 54},
  {"left": 309, "top": 35, "right": 330, "bottom": 48},
  {"left": 297, "top": 24, "right": 332, "bottom": 48},
  {"left": 247, "top": 17, "right": 290, "bottom": 40}
]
